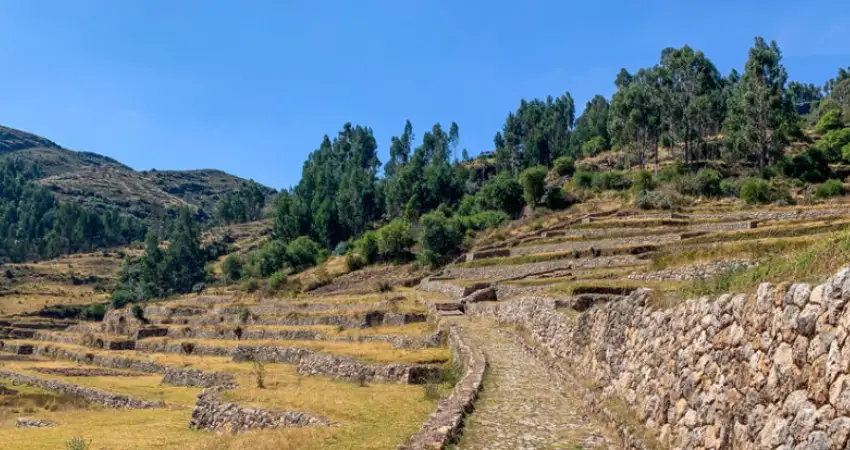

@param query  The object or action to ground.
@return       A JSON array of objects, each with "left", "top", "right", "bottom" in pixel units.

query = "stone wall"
[
  {"left": 0, "top": 370, "right": 163, "bottom": 409},
  {"left": 189, "top": 386, "right": 331, "bottom": 434},
  {"left": 467, "top": 267, "right": 850, "bottom": 450},
  {"left": 0, "top": 342, "right": 234, "bottom": 388},
  {"left": 296, "top": 353, "right": 442, "bottom": 385},
  {"left": 397, "top": 324, "right": 486, "bottom": 449}
]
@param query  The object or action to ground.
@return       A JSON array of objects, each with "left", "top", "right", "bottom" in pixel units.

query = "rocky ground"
[{"left": 458, "top": 318, "right": 614, "bottom": 450}]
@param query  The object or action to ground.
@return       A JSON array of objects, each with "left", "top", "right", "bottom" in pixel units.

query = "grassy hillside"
[{"left": 0, "top": 124, "right": 274, "bottom": 218}]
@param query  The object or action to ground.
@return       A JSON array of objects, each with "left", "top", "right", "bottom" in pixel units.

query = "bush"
[
  {"left": 221, "top": 254, "right": 244, "bottom": 283},
  {"left": 131, "top": 303, "right": 145, "bottom": 321},
  {"left": 739, "top": 178, "right": 794, "bottom": 205},
  {"left": 573, "top": 171, "right": 594, "bottom": 189},
  {"left": 286, "top": 236, "right": 321, "bottom": 272},
  {"left": 581, "top": 136, "right": 606, "bottom": 157},
  {"left": 816, "top": 109, "right": 844, "bottom": 134},
  {"left": 459, "top": 210, "right": 510, "bottom": 231},
  {"left": 377, "top": 219, "right": 414, "bottom": 261},
  {"left": 110, "top": 289, "right": 137, "bottom": 309},
  {"left": 815, "top": 128, "right": 850, "bottom": 162},
  {"left": 678, "top": 168, "right": 722, "bottom": 197},
  {"left": 353, "top": 231, "right": 379, "bottom": 264},
  {"left": 241, "top": 278, "right": 260, "bottom": 293},
  {"left": 720, "top": 178, "right": 744, "bottom": 197},
  {"left": 657, "top": 162, "right": 686, "bottom": 183},
  {"left": 782, "top": 149, "right": 831, "bottom": 183},
  {"left": 65, "top": 437, "right": 89, "bottom": 450},
  {"left": 631, "top": 170, "right": 655, "bottom": 193},
  {"left": 634, "top": 187, "right": 688, "bottom": 210},
  {"left": 268, "top": 271, "right": 288, "bottom": 292},
  {"left": 542, "top": 186, "right": 572, "bottom": 210},
  {"left": 81, "top": 303, "right": 106, "bottom": 321},
  {"left": 552, "top": 157, "right": 575, "bottom": 177},
  {"left": 815, "top": 179, "right": 846, "bottom": 198},
  {"left": 247, "top": 240, "right": 287, "bottom": 277},
  {"left": 239, "top": 307, "right": 250, "bottom": 324},
  {"left": 345, "top": 252, "right": 366, "bottom": 271},
  {"left": 591, "top": 171, "right": 631, "bottom": 191},
  {"left": 418, "top": 212, "right": 463, "bottom": 267},
  {"left": 519, "top": 166, "right": 548, "bottom": 207}
]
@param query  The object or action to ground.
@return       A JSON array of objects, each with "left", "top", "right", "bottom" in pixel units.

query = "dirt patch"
[{"left": 31, "top": 367, "right": 142, "bottom": 377}]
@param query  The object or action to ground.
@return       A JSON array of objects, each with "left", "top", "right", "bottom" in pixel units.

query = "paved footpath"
[{"left": 457, "top": 318, "right": 615, "bottom": 450}]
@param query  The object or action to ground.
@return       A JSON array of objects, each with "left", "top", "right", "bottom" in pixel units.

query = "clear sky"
[{"left": 0, "top": 1, "right": 847, "bottom": 190}]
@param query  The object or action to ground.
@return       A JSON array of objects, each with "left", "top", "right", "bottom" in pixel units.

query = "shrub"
[
  {"left": 573, "top": 171, "right": 594, "bottom": 189},
  {"left": 815, "top": 179, "right": 846, "bottom": 198},
  {"left": 353, "top": 231, "right": 380, "bottom": 264},
  {"left": 591, "top": 171, "right": 631, "bottom": 191},
  {"left": 377, "top": 219, "right": 414, "bottom": 261},
  {"left": 631, "top": 170, "right": 655, "bottom": 193},
  {"left": 816, "top": 128, "right": 850, "bottom": 162},
  {"left": 739, "top": 178, "right": 794, "bottom": 205},
  {"left": 375, "top": 281, "right": 393, "bottom": 293},
  {"left": 221, "top": 254, "right": 244, "bottom": 283},
  {"left": 459, "top": 210, "right": 510, "bottom": 231},
  {"left": 542, "top": 186, "right": 572, "bottom": 210},
  {"left": 581, "top": 136, "right": 606, "bottom": 157},
  {"left": 81, "top": 304, "right": 106, "bottom": 321},
  {"left": 782, "top": 149, "right": 831, "bottom": 183},
  {"left": 519, "top": 166, "right": 548, "bottom": 207},
  {"left": 720, "top": 178, "right": 744, "bottom": 197},
  {"left": 678, "top": 168, "right": 722, "bottom": 197},
  {"left": 477, "top": 173, "right": 524, "bottom": 218},
  {"left": 285, "top": 236, "right": 321, "bottom": 272},
  {"left": 418, "top": 212, "right": 463, "bottom": 267},
  {"left": 252, "top": 361, "right": 266, "bottom": 389},
  {"left": 110, "top": 289, "right": 137, "bottom": 309},
  {"left": 657, "top": 162, "right": 686, "bottom": 183},
  {"left": 131, "top": 303, "right": 145, "bottom": 321},
  {"left": 268, "top": 271, "right": 288, "bottom": 292},
  {"left": 65, "top": 437, "right": 89, "bottom": 450},
  {"left": 816, "top": 109, "right": 844, "bottom": 134},
  {"left": 247, "top": 240, "right": 287, "bottom": 277},
  {"left": 238, "top": 307, "right": 250, "bottom": 324},
  {"left": 345, "top": 252, "right": 366, "bottom": 271},
  {"left": 241, "top": 278, "right": 260, "bottom": 293},
  {"left": 552, "top": 157, "right": 575, "bottom": 177},
  {"left": 634, "top": 187, "right": 688, "bottom": 210}
]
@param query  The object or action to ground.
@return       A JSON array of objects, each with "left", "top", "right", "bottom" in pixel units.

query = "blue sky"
[{"left": 0, "top": 1, "right": 847, "bottom": 190}]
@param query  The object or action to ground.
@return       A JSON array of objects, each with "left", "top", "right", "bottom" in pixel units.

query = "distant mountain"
[{"left": 0, "top": 124, "right": 275, "bottom": 218}]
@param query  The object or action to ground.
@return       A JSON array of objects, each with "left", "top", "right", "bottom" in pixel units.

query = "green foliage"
[
  {"left": 221, "top": 254, "right": 244, "bottom": 283},
  {"left": 573, "top": 171, "right": 594, "bottom": 189},
  {"left": 81, "top": 303, "right": 107, "bottom": 321},
  {"left": 815, "top": 179, "right": 846, "bottom": 198},
  {"left": 580, "top": 136, "right": 607, "bottom": 158},
  {"left": 739, "top": 178, "right": 793, "bottom": 205},
  {"left": 678, "top": 168, "right": 722, "bottom": 197},
  {"left": 591, "top": 171, "right": 631, "bottom": 191},
  {"left": 476, "top": 173, "right": 525, "bottom": 218},
  {"left": 241, "top": 278, "right": 260, "bottom": 293},
  {"left": 495, "top": 94, "right": 575, "bottom": 170},
  {"left": 65, "top": 436, "right": 89, "bottom": 450},
  {"left": 214, "top": 180, "right": 267, "bottom": 225},
  {"left": 345, "top": 252, "right": 366, "bottom": 271},
  {"left": 657, "top": 162, "right": 686, "bottom": 183},
  {"left": 458, "top": 210, "right": 510, "bottom": 231},
  {"left": 0, "top": 160, "right": 146, "bottom": 262},
  {"left": 353, "top": 231, "right": 379, "bottom": 264},
  {"left": 332, "top": 241, "right": 351, "bottom": 256},
  {"left": 519, "top": 166, "right": 548, "bottom": 206},
  {"left": 377, "top": 219, "right": 414, "bottom": 261},
  {"left": 723, "top": 37, "right": 797, "bottom": 170},
  {"left": 285, "top": 236, "right": 321, "bottom": 272},
  {"left": 247, "top": 240, "right": 287, "bottom": 277},
  {"left": 552, "top": 157, "right": 575, "bottom": 177},
  {"left": 782, "top": 149, "right": 831, "bottom": 182},
  {"left": 110, "top": 289, "right": 137, "bottom": 309},
  {"left": 238, "top": 307, "right": 250, "bottom": 324},
  {"left": 131, "top": 303, "right": 145, "bottom": 321},
  {"left": 815, "top": 109, "right": 844, "bottom": 134},
  {"left": 815, "top": 128, "right": 850, "bottom": 162},
  {"left": 634, "top": 187, "right": 688, "bottom": 210},
  {"left": 268, "top": 271, "right": 289, "bottom": 292},
  {"left": 631, "top": 170, "right": 656, "bottom": 193},
  {"left": 418, "top": 212, "right": 463, "bottom": 267},
  {"left": 542, "top": 186, "right": 572, "bottom": 210},
  {"left": 271, "top": 192, "right": 310, "bottom": 244}
]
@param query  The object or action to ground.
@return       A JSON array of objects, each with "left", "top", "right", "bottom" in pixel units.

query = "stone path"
[{"left": 458, "top": 318, "right": 615, "bottom": 450}]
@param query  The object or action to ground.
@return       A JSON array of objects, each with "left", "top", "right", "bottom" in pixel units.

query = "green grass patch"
[{"left": 649, "top": 234, "right": 825, "bottom": 270}]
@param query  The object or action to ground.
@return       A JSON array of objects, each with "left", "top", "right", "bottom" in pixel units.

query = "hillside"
[{"left": 0, "top": 124, "right": 275, "bottom": 218}]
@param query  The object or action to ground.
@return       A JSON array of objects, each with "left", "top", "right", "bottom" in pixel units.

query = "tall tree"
[
  {"left": 571, "top": 95, "right": 611, "bottom": 157},
  {"left": 723, "top": 37, "right": 797, "bottom": 171}
]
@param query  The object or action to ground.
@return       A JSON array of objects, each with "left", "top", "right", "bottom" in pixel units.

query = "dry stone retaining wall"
[
  {"left": 189, "top": 386, "right": 331, "bottom": 434},
  {"left": 0, "top": 370, "right": 163, "bottom": 409},
  {"left": 397, "top": 324, "right": 486, "bottom": 449},
  {"left": 467, "top": 266, "right": 850, "bottom": 450}
]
